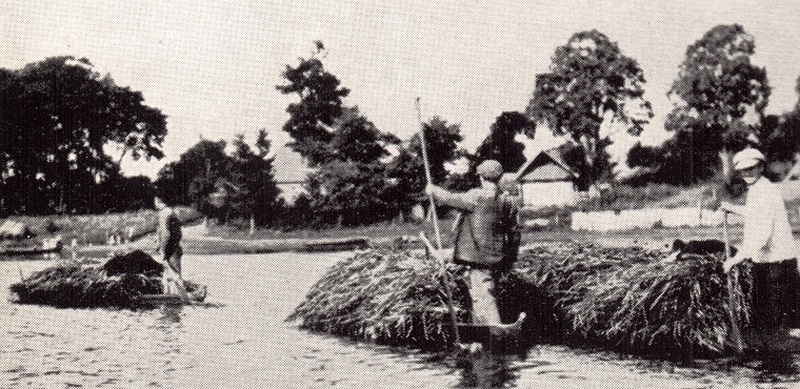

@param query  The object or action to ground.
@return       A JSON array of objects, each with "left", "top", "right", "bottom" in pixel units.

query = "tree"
[
  {"left": 276, "top": 42, "right": 350, "bottom": 166},
  {"left": 306, "top": 108, "right": 400, "bottom": 226},
  {"left": 387, "top": 117, "right": 465, "bottom": 212},
  {"left": 223, "top": 130, "right": 282, "bottom": 225},
  {"left": 154, "top": 139, "right": 228, "bottom": 214},
  {"left": 526, "top": 30, "right": 653, "bottom": 190},
  {"left": 0, "top": 56, "right": 167, "bottom": 214},
  {"left": 664, "top": 24, "right": 770, "bottom": 182},
  {"left": 475, "top": 111, "right": 534, "bottom": 173},
  {"left": 307, "top": 160, "right": 399, "bottom": 226},
  {"left": 96, "top": 173, "right": 156, "bottom": 213}
]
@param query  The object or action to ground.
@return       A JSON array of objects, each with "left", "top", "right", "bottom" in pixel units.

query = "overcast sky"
[{"left": 2, "top": 1, "right": 799, "bottom": 179}]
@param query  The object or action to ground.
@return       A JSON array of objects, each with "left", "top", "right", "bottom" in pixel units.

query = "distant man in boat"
[
  {"left": 720, "top": 148, "right": 800, "bottom": 337},
  {"left": 426, "top": 159, "right": 525, "bottom": 336},
  {"left": 154, "top": 196, "right": 183, "bottom": 276}
]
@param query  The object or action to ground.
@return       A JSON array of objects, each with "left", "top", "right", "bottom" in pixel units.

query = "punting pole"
[
  {"left": 416, "top": 97, "right": 443, "bottom": 250},
  {"left": 416, "top": 97, "right": 460, "bottom": 346},
  {"left": 723, "top": 211, "right": 745, "bottom": 353}
]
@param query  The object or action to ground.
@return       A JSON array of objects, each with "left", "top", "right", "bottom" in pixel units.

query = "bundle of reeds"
[
  {"left": 10, "top": 250, "right": 165, "bottom": 308},
  {"left": 514, "top": 244, "right": 751, "bottom": 359},
  {"left": 291, "top": 244, "right": 752, "bottom": 360},
  {"left": 288, "top": 248, "right": 470, "bottom": 350}
]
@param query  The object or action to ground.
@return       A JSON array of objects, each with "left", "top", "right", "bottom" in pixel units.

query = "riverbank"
[
  {"left": 57, "top": 223, "right": 750, "bottom": 260},
  {"left": 0, "top": 208, "right": 761, "bottom": 261}
]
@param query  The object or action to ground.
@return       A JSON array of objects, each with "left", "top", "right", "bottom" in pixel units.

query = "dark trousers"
[
  {"left": 164, "top": 242, "right": 182, "bottom": 275},
  {"left": 751, "top": 259, "right": 800, "bottom": 330}
]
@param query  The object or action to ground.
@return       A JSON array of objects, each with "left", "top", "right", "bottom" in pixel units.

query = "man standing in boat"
[
  {"left": 720, "top": 148, "right": 800, "bottom": 338},
  {"left": 155, "top": 196, "right": 183, "bottom": 276},
  {"left": 426, "top": 159, "right": 525, "bottom": 335}
]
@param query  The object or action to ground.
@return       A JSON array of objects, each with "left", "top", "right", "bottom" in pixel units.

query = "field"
[{"left": 0, "top": 207, "right": 200, "bottom": 249}]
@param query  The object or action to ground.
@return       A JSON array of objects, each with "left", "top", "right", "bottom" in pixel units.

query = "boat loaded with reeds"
[
  {"left": 9, "top": 250, "right": 207, "bottom": 308},
  {"left": 288, "top": 242, "right": 781, "bottom": 362}
]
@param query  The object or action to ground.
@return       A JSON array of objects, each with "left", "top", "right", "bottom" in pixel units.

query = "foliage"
[
  {"left": 276, "top": 42, "right": 350, "bottom": 166},
  {"left": 527, "top": 30, "right": 653, "bottom": 189},
  {"left": 306, "top": 160, "right": 397, "bottom": 226},
  {"left": 303, "top": 107, "right": 400, "bottom": 227},
  {"left": 655, "top": 24, "right": 770, "bottom": 183},
  {"left": 220, "top": 130, "right": 283, "bottom": 225},
  {"left": 387, "top": 116, "right": 465, "bottom": 205},
  {"left": 155, "top": 139, "right": 229, "bottom": 213},
  {"left": 475, "top": 111, "right": 534, "bottom": 173},
  {"left": 757, "top": 77, "right": 800, "bottom": 179},
  {"left": 0, "top": 56, "right": 167, "bottom": 215},
  {"left": 155, "top": 132, "right": 284, "bottom": 227}
]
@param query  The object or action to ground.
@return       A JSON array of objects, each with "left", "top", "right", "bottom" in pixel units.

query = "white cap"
[{"left": 732, "top": 148, "right": 765, "bottom": 171}]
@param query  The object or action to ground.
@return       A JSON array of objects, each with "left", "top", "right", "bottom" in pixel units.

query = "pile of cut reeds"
[
  {"left": 515, "top": 244, "right": 751, "bottom": 360},
  {"left": 289, "top": 244, "right": 752, "bottom": 359},
  {"left": 288, "top": 248, "right": 471, "bottom": 350},
  {"left": 9, "top": 250, "right": 165, "bottom": 308}
]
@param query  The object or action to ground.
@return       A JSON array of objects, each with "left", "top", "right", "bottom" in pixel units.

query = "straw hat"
[
  {"left": 732, "top": 148, "right": 765, "bottom": 171},
  {"left": 476, "top": 160, "right": 503, "bottom": 181}
]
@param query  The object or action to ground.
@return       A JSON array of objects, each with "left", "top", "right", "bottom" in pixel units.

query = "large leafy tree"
[
  {"left": 475, "top": 111, "right": 535, "bottom": 173},
  {"left": 0, "top": 56, "right": 167, "bottom": 215},
  {"left": 306, "top": 108, "right": 400, "bottom": 226},
  {"left": 154, "top": 139, "right": 228, "bottom": 214},
  {"left": 307, "top": 160, "right": 400, "bottom": 226},
  {"left": 387, "top": 117, "right": 465, "bottom": 212},
  {"left": 276, "top": 42, "right": 350, "bottom": 166},
  {"left": 223, "top": 130, "right": 282, "bottom": 225},
  {"left": 664, "top": 24, "right": 770, "bottom": 181},
  {"left": 526, "top": 30, "right": 653, "bottom": 189}
]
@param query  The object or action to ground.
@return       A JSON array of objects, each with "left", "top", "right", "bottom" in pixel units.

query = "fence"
[{"left": 570, "top": 207, "right": 746, "bottom": 232}]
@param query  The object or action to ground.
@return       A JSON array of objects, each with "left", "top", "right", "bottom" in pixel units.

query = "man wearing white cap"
[
  {"left": 720, "top": 148, "right": 800, "bottom": 334},
  {"left": 426, "top": 159, "right": 525, "bottom": 336}
]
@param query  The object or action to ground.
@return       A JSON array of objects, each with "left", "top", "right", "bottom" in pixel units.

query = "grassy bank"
[{"left": 0, "top": 207, "right": 200, "bottom": 250}]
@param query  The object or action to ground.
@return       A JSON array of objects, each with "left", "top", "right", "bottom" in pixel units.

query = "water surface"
[{"left": 2, "top": 252, "right": 799, "bottom": 388}]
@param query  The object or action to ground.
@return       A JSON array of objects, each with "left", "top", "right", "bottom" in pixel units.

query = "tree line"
[{"left": 2, "top": 25, "right": 800, "bottom": 228}]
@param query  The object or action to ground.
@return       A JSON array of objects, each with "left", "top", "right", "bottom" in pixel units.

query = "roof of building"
[{"left": 514, "top": 147, "right": 578, "bottom": 183}]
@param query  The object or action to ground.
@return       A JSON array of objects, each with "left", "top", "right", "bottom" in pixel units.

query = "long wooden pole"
[
  {"left": 723, "top": 211, "right": 745, "bottom": 353},
  {"left": 420, "top": 232, "right": 461, "bottom": 346},
  {"left": 416, "top": 97, "right": 459, "bottom": 346},
  {"left": 416, "top": 98, "right": 443, "bottom": 250}
]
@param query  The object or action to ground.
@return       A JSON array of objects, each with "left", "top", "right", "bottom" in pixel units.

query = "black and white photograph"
[{"left": 3, "top": 1, "right": 800, "bottom": 387}]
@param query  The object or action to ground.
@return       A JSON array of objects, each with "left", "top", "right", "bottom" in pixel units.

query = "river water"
[{"left": 2, "top": 252, "right": 800, "bottom": 388}]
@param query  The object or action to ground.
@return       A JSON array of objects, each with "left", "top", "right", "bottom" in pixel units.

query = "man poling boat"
[
  {"left": 720, "top": 148, "right": 800, "bottom": 349},
  {"left": 153, "top": 195, "right": 195, "bottom": 303},
  {"left": 424, "top": 159, "right": 526, "bottom": 345}
]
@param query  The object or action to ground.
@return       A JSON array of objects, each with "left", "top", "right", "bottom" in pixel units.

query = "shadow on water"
[
  {"left": 158, "top": 305, "right": 184, "bottom": 324},
  {"left": 751, "top": 350, "right": 800, "bottom": 384},
  {"left": 454, "top": 347, "right": 519, "bottom": 388},
  {"left": 449, "top": 335, "right": 539, "bottom": 388}
]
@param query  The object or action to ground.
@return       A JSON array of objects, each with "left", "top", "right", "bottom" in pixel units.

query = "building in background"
[{"left": 512, "top": 147, "right": 580, "bottom": 209}]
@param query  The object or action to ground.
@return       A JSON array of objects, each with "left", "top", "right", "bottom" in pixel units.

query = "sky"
[{"left": 1, "top": 0, "right": 800, "bottom": 180}]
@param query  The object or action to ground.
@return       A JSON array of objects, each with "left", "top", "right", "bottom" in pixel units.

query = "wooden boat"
[
  {"left": 133, "top": 282, "right": 208, "bottom": 306},
  {"left": 0, "top": 246, "right": 61, "bottom": 257},
  {"left": 455, "top": 313, "right": 526, "bottom": 346},
  {"left": 300, "top": 237, "right": 369, "bottom": 252}
]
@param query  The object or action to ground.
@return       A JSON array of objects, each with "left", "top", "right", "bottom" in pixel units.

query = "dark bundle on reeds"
[
  {"left": 514, "top": 244, "right": 752, "bottom": 360},
  {"left": 288, "top": 248, "right": 471, "bottom": 350},
  {"left": 10, "top": 250, "right": 165, "bottom": 308}
]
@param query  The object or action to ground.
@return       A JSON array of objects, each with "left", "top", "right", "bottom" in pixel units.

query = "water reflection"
[
  {"left": 753, "top": 350, "right": 800, "bottom": 383},
  {"left": 158, "top": 305, "right": 183, "bottom": 324},
  {"left": 455, "top": 347, "right": 519, "bottom": 388}
]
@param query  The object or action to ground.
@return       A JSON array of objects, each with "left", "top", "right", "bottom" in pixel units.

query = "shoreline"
[{"left": 1, "top": 224, "right": 760, "bottom": 260}]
